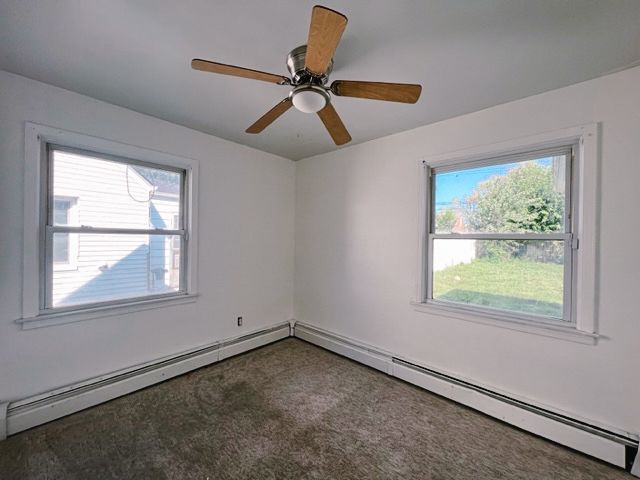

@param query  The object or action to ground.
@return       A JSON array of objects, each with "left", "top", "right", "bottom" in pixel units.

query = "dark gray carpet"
[{"left": 0, "top": 338, "right": 632, "bottom": 479}]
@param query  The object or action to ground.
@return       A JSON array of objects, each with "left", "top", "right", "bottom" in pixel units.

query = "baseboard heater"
[
  {"left": 293, "top": 322, "right": 639, "bottom": 475},
  {"left": 1, "top": 321, "right": 291, "bottom": 440}
]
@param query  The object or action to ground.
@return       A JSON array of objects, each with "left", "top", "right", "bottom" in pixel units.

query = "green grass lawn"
[{"left": 433, "top": 258, "right": 564, "bottom": 318}]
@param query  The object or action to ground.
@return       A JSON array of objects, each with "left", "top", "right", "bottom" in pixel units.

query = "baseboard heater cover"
[
  {"left": 3, "top": 322, "right": 290, "bottom": 439},
  {"left": 293, "top": 322, "right": 639, "bottom": 474}
]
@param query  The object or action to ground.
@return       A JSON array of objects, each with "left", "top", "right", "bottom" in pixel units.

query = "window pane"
[
  {"left": 434, "top": 154, "right": 567, "bottom": 234},
  {"left": 52, "top": 150, "right": 182, "bottom": 229},
  {"left": 53, "top": 232, "right": 69, "bottom": 263},
  {"left": 432, "top": 239, "right": 565, "bottom": 319},
  {"left": 51, "top": 233, "right": 181, "bottom": 307},
  {"left": 53, "top": 199, "right": 70, "bottom": 225}
]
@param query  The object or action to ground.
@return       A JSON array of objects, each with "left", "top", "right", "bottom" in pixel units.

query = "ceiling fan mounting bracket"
[{"left": 286, "top": 45, "right": 332, "bottom": 86}]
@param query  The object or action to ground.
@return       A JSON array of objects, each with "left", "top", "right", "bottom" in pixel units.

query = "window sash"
[
  {"left": 47, "top": 143, "right": 187, "bottom": 231},
  {"left": 42, "top": 144, "right": 189, "bottom": 312},
  {"left": 40, "top": 290, "right": 190, "bottom": 317},
  {"left": 429, "top": 232, "right": 569, "bottom": 240},
  {"left": 47, "top": 226, "right": 186, "bottom": 236},
  {"left": 43, "top": 230, "right": 187, "bottom": 310},
  {"left": 429, "top": 145, "right": 574, "bottom": 237},
  {"left": 424, "top": 144, "right": 576, "bottom": 324},
  {"left": 425, "top": 236, "right": 573, "bottom": 321},
  {"left": 430, "top": 145, "right": 573, "bottom": 174},
  {"left": 49, "top": 143, "right": 186, "bottom": 173}
]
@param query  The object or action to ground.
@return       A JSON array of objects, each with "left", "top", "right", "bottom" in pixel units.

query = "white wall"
[
  {"left": 0, "top": 70, "right": 295, "bottom": 402},
  {"left": 295, "top": 66, "right": 640, "bottom": 434}
]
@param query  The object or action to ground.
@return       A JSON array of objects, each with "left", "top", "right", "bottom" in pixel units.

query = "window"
[
  {"left": 416, "top": 125, "right": 598, "bottom": 342},
  {"left": 423, "top": 142, "right": 583, "bottom": 326},
  {"left": 20, "top": 123, "right": 199, "bottom": 328},
  {"left": 42, "top": 145, "right": 188, "bottom": 310}
]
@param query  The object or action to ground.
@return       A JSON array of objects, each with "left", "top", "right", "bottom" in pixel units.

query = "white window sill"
[
  {"left": 410, "top": 301, "right": 598, "bottom": 345},
  {"left": 16, "top": 293, "right": 199, "bottom": 330}
]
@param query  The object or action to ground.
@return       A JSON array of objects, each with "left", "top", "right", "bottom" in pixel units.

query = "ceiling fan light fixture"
[{"left": 290, "top": 85, "right": 329, "bottom": 113}]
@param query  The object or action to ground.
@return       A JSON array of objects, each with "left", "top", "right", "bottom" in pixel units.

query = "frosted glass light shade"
[{"left": 292, "top": 89, "right": 328, "bottom": 113}]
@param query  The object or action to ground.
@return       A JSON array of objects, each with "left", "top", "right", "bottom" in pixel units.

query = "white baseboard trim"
[
  {"left": 2, "top": 321, "right": 291, "bottom": 439},
  {"left": 293, "top": 321, "right": 639, "bottom": 474}
]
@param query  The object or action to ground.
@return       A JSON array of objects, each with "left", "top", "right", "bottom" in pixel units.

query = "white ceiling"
[{"left": 1, "top": 1, "right": 639, "bottom": 160}]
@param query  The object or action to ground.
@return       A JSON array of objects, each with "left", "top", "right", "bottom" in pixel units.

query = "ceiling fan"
[{"left": 191, "top": 5, "right": 422, "bottom": 146}]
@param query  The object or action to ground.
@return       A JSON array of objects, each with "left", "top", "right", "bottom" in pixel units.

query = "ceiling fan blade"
[
  {"left": 191, "top": 59, "right": 289, "bottom": 85},
  {"left": 317, "top": 103, "right": 351, "bottom": 145},
  {"left": 304, "top": 6, "right": 348, "bottom": 76},
  {"left": 246, "top": 98, "right": 293, "bottom": 134},
  {"left": 331, "top": 80, "right": 422, "bottom": 104}
]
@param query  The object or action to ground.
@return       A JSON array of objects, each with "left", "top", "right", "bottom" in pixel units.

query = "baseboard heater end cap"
[
  {"left": 0, "top": 402, "right": 9, "bottom": 440},
  {"left": 630, "top": 446, "right": 640, "bottom": 477}
]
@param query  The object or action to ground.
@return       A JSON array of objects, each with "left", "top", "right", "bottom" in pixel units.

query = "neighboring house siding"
[
  {"left": 53, "top": 234, "right": 151, "bottom": 306},
  {"left": 148, "top": 195, "right": 181, "bottom": 290},
  {"left": 54, "top": 154, "right": 152, "bottom": 228},
  {"left": 52, "top": 152, "right": 180, "bottom": 307}
]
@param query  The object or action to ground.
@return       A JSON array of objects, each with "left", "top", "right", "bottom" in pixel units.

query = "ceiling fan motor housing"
[{"left": 286, "top": 45, "right": 333, "bottom": 85}]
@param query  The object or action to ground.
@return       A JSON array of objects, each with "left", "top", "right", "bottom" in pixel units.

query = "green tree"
[
  {"left": 464, "top": 162, "right": 564, "bottom": 261},
  {"left": 435, "top": 208, "right": 457, "bottom": 233}
]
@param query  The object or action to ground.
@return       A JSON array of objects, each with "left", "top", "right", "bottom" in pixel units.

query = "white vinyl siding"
[{"left": 52, "top": 234, "right": 151, "bottom": 306}]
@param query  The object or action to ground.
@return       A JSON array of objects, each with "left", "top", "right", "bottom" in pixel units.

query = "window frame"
[
  {"left": 42, "top": 144, "right": 188, "bottom": 312},
  {"left": 20, "top": 123, "right": 199, "bottom": 329},
  {"left": 413, "top": 124, "right": 599, "bottom": 343},
  {"left": 424, "top": 144, "right": 577, "bottom": 325}
]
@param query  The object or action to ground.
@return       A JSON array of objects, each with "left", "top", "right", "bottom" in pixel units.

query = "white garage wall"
[
  {"left": 294, "top": 66, "right": 640, "bottom": 434},
  {"left": 0, "top": 70, "right": 295, "bottom": 402}
]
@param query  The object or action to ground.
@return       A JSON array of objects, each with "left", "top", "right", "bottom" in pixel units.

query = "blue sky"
[{"left": 435, "top": 158, "right": 552, "bottom": 211}]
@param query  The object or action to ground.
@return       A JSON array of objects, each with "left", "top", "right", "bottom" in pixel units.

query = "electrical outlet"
[{"left": 237, "top": 316, "right": 243, "bottom": 327}]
